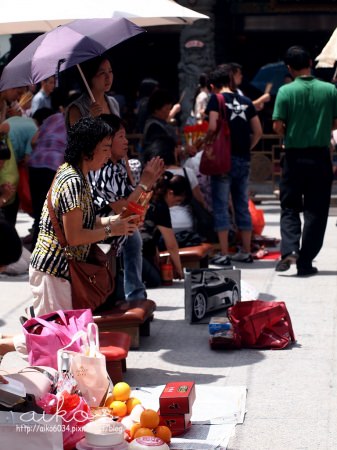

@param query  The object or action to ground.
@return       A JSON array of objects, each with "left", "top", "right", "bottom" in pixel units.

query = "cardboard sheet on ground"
[{"left": 132, "top": 385, "right": 247, "bottom": 450}]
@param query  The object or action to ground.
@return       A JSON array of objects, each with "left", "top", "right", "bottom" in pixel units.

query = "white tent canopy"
[{"left": 0, "top": 0, "right": 209, "bottom": 34}]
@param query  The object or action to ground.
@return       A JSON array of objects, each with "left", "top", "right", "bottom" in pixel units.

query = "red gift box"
[
  {"left": 159, "top": 411, "right": 192, "bottom": 429},
  {"left": 159, "top": 381, "right": 196, "bottom": 415}
]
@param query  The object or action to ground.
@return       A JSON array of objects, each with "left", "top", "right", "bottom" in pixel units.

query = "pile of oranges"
[
  {"left": 104, "top": 382, "right": 171, "bottom": 444},
  {"left": 104, "top": 381, "right": 138, "bottom": 417},
  {"left": 131, "top": 409, "right": 172, "bottom": 444}
]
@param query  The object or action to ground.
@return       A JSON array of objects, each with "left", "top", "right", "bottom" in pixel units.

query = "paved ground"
[{"left": 1, "top": 200, "right": 337, "bottom": 450}]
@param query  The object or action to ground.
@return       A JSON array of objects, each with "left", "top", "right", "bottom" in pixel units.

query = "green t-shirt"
[{"left": 272, "top": 76, "right": 337, "bottom": 148}]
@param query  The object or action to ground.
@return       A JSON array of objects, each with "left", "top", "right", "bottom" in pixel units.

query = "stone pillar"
[{"left": 177, "top": 0, "right": 216, "bottom": 126}]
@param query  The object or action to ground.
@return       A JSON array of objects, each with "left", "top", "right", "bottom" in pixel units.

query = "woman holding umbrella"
[{"left": 66, "top": 55, "right": 120, "bottom": 128}]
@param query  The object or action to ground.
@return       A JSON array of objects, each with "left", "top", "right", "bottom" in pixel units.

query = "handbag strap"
[
  {"left": 47, "top": 179, "right": 68, "bottom": 249},
  {"left": 27, "top": 316, "right": 75, "bottom": 341},
  {"left": 215, "top": 93, "right": 227, "bottom": 121}
]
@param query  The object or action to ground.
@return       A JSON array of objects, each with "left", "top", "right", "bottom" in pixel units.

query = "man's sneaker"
[
  {"left": 211, "top": 254, "right": 231, "bottom": 266},
  {"left": 230, "top": 252, "right": 254, "bottom": 263}
]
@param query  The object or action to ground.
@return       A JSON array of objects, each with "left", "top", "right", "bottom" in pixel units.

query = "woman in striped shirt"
[{"left": 29, "top": 116, "right": 138, "bottom": 316}]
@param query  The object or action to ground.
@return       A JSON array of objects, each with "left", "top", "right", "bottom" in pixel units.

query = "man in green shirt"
[{"left": 273, "top": 45, "right": 337, "bottom": 276}]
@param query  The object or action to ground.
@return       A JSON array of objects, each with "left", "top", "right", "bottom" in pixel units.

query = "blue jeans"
[
  {"left": 122, "top": 229, "right": 147, "bottom": 300},
  {"left": 211, "top": 156, "right": 252, "bottom": 231}
]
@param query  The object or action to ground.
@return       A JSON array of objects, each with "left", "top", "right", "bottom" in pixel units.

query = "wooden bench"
[
  {"left": 94, "top": 299, "right": 156, "bottom": 349},
  {"left": 159, "top": 243, "right": 213, "bottom": 270},
  {"left": 99, "top": 331, "right": 131, "bottom": 384}
]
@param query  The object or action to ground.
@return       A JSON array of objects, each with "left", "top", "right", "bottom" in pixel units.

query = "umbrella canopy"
[
  {"left": 0, "top": 0, "right": 208, "bottom": 34},
  {"left": 0, "top": 18, "right": 144, "bottom": 91},
  {"left": 315, "top": 27, "right": 337, "bottom": 68},
  {"left": 251, "top": 61, "right": 290, "bottom": 95}
]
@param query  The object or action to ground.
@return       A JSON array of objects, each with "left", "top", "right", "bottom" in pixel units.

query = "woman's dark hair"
[
  {"left": 65, "top": 116, "right": 113, "bottom": 166},
  {"left": 100, "top": 113, "right": 125, "bottom": 133},
  {"left": 153, "top": 171, "right": 189, "bottom": 202},
  {"left": 80, "top": 55, "right": 111, "bottom": 88},
  {"left": 147, "top": 89, "right": 173, "bottom": 114},
  {"left": 0, "top": 219, "right": 22, "bottom": 266},
  {"left": 143, "top": 135, "right": 176, "bottom": 166},
  {"left": 32, "top": 107, "right": 54, "bottom": 126}
]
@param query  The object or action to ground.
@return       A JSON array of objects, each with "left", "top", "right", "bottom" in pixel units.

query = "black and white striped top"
[
  {"left": 31, "top": 163, "right": 95, "bottom": 280},
  {"left": 89, "top": 159, "right": 134, "bottom": 255}
]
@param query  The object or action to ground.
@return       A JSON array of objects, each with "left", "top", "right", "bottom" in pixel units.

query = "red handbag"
[
  {"left": 199, "top": 93, "right": 231, "bottom": 176},
  {"left": 227, "top": 300, "right": 296, "bottom": 349}
]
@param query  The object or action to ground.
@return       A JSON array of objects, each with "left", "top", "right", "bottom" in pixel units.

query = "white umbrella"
[
  {"left": 0, "top": 0, "right": 208, "bottom": 34},
  {"left": 315, "top": 27, "right": 337, "bottom": 68}
]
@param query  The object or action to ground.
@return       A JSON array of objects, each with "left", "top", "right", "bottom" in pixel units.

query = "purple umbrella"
[{"left": 0, "top": 18, "right": 144, "bottom": 92}]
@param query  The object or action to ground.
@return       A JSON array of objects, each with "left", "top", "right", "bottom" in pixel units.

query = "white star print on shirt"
[{"left": 226, "top": 97, "right": 249, "bottom": 121}]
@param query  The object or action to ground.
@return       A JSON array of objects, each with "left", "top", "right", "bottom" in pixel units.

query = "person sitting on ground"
[
  {"left": 0, "top": 219, "right": 23, "bottom": 353},
  {"left": 141, "top": 171, "right": 185, "bottom": 287},
  {"left": 89, "top": 113, "right": 164, "bottom": 302},
  {"left": 0, "top": 117, "right": 139, "bottom": 358},
  {"left": 143, "top": 135, "right": 209, "bottom": 240},
  {"left": 0, "top": 134, "right": 18, "bottom": 226}
]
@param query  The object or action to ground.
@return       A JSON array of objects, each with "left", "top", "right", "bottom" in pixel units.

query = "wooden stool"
[
  {"left": 99, "top": 331, "right": 131, "bottom": 384},
  {"left": 160, "top": 243, "right": 213, "bottom": 270},
  {"left": 94, "top": 299, "right": 156, "bottom": 349}
]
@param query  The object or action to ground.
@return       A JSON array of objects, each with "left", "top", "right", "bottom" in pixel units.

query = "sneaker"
[
  {"left": 230, "top": 252, "right": 254, "bottom": 263},
  {"left": 211, "top": 254, "right": 231, "bottom": 266}
]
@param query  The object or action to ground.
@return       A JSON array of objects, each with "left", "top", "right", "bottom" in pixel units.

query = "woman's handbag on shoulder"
[
  {"left": 47, "top": 187, "right": 115, "bottom": 311},
  {"left": 199, "top": 93, "right": 231, "bottom": 176}
]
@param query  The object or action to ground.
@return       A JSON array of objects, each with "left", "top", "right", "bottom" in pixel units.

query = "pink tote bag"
[{"left": 22, "top": 309, "right": 93, "bottom": 369}]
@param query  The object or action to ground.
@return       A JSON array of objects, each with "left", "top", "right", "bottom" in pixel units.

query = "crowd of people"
[{"left": 1, "top": 44, "right": 337, "bottom": 356}]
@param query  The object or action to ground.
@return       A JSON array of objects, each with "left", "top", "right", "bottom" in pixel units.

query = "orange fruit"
[
  {"left": 154, "top": 425, "right": 172, "bottom": 443},
  {"left": 130, "top": 422, "right": 142, "bottom": 439},
  {"left": 140, "top": 409, "right": 160, "bottom": 429},
  {"left": 104, "top": 394, "right": 115, "bottom": 408},
  {"left": 113, "top": 382, "right": 131, "bottom": 402},
  {"left": 126, "top": 397, "right": 142, "bottom": 415},
  {"left": 109, "top": 400, "right": 127, "bottom": 417},
  {"left": 134, "top": 427, "right": 155, "bottom": 439}
]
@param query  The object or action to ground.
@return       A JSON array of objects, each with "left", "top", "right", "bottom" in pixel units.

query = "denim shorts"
[{"left": 211, "top": 156, "right": 252, "bottom": 231}]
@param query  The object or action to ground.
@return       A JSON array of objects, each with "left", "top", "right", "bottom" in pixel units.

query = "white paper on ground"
[
  {"left": 240, "top": 279, "right": 259, "bottom": 301},
  {"left": 131, "top": 385, "right": 247, "bottom": 450}
]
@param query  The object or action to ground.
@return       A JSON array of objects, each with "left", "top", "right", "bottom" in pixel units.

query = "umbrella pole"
[{"left": 76, "top": 63, "right": 96, "bottom": 103}]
